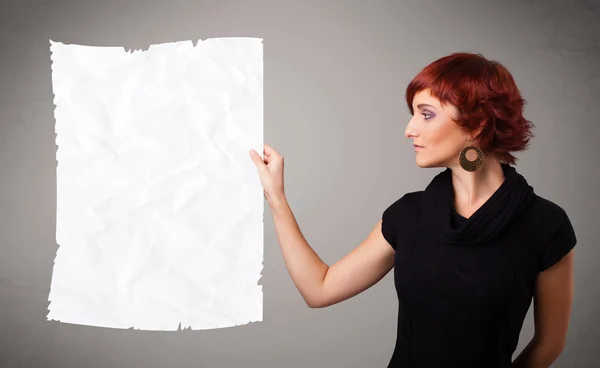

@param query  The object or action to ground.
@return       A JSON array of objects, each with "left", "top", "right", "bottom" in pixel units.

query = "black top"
[{"left": 381, "top": 164, "right": 577, "bottom": 368}]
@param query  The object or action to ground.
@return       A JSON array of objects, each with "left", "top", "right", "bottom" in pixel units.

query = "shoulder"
[
  {"left": 526, "top": 193, "right": 572, "bottom": 235},
  {"left": 385, "top": 190, "right": 424, "bottom": 210},
  {"left": 383, "top": 190, "right": 423, "bottom": 219}
]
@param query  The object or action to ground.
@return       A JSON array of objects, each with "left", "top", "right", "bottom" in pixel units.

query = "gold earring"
[{"left": 459, "top": 145, "right": 484, "bottom": 172}]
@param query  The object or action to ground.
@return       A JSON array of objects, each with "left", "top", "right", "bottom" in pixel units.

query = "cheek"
[
  {"left": 423, "top": 119, "right": 465, "bottom": 154},
  {"left": 425, "top": 119, "right": 455, "bottom": 145}
]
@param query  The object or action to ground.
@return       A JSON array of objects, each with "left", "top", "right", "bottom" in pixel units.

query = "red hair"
[{"left": 406, "top": 52, "right": 535, "bottom": 165}]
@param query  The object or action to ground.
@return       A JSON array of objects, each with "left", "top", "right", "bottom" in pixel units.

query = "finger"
[
  {"left": 264, "top": 144, "right": 278, "bottom": 158},
  {"left": 263, "top": 144, "right": 272, "bottom": 157},
  {"left": 249, "top": 149, "right": 267, "bottom": 170}
]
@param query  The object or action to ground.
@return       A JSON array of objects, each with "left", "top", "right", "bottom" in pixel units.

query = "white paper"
[{"left": 47, "top": 38, "right": 264, "bottom": 330}]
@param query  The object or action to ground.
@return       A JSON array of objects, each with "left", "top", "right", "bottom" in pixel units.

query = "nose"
[{"left": 405, "top": 119, "right": 418, "bottom": 140}]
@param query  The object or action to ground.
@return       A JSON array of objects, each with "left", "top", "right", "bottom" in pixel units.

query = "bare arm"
[
  {"left": 270, "top": 195, "right": 395, "bottom": 308},
  {"left": 512, "top": 249, "right": 575, "bottom": 367},
  {"left": 249, "top": 144, "right": 395, "bottom": 308}
]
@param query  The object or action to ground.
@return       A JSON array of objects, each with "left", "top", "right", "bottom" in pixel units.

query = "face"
[{"left": 405, "top": 89, "right": 472, "bottom": 169}]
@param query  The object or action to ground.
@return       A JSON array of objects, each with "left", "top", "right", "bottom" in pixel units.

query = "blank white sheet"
[{"left": 47, "top": 38, "right": 264, "bottom": 330}]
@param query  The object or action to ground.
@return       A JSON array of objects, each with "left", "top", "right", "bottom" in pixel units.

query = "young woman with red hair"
[{"left": 249, "top": 52, "right": 576, "bottom": 368}]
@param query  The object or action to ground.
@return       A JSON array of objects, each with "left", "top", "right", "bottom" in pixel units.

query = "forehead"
[{"left": 412, "top": 89, "right": 441, "bottom": 108}]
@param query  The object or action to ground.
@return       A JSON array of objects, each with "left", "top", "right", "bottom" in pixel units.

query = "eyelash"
[{"left": 421, "top": 112, "right": 434, "bottom": 120}]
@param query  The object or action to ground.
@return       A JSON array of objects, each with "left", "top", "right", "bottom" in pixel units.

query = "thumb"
[{"left": 249, "top": 149, "right": 267, "bottom": 171}]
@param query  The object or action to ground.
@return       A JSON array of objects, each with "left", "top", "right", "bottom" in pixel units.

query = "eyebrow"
[{"left": 416, "top": 103, "right": 437, "bottom": 110}]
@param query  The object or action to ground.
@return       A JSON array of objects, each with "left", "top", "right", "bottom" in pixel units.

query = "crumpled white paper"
[{"left": 47, "top": 38, "right": 264, "bottom": 330}]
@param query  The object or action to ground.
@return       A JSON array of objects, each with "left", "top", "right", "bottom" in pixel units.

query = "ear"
[
  {"left": 459, "top": 120, "right": 484, "bottom": 143},
  {"left": 470, "top": 121, "right": 486, "bottom": 141}
]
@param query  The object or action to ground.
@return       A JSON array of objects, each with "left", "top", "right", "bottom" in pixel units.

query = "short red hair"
[{"left": 405, "top": 52, "right": 534, "bottom": 165}]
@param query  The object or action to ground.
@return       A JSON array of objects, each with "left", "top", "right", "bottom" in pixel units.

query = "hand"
[{"left": 249, "top": 144, "right": 286, "bottom": 206}]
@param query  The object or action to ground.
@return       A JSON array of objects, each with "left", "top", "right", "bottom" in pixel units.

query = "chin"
[
  {"left": 415, "top": 162, "right": 433, "bottom": 169},
  {"left": 415, "top": 157, "right": 430, "bottom": 168},
  {"left": 415, "top": 158, "right": 444, "bottom": 169}
]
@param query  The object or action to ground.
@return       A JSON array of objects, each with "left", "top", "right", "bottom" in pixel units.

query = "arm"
[
  {"left": 270, "top": 195, "right": 395, "bottom": 308},
  {"left": 249, "top": 144, "right": 395, "bottom": 308},
  {"left": 512, "top": 249, "right": 575, "bottom": 367}
]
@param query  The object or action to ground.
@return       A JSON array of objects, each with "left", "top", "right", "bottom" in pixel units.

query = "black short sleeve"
[
  {"left": 382, "top": 192, "right": 422, "bottom": 251},
  {"left": 540, "top": 212, "right": 577, "bottom": 272},
  {"left": 382, "top": 198, "right": 402, "bottom": 250}
]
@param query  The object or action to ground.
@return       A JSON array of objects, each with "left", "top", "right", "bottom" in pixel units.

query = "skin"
[{"left": 248, "top": 88, "right": 574, "bottom": 367}]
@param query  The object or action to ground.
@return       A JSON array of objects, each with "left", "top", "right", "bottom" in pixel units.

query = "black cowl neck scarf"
[{"left": 422, "top": 163, "right": 535, "bottom": 246}]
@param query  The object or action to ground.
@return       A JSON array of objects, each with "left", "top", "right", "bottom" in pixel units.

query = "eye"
[{"left": 421, "top": 111, "right": 434, "bottom": 120}]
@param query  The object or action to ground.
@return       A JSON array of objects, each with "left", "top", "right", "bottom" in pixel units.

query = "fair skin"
[{"left": 248, "top": 89, "right": 573, "bottom": 367}]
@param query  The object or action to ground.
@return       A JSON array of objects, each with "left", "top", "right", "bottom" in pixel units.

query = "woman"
[{"left": 249, "top": 52, "right": 577, "bottom": 367}]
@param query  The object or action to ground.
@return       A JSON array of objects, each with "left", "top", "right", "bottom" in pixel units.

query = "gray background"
[{"left": 0, "top": 0, "right": 598, "bottom": 367}]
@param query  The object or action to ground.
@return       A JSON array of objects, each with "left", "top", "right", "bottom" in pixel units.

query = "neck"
[{"left": 448, "top": 155, "right": 506, "bottom": 212}]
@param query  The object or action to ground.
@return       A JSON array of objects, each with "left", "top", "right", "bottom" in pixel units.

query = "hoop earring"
[{"left": 459, "top": 146, "right": 484, "bottom": 172}]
